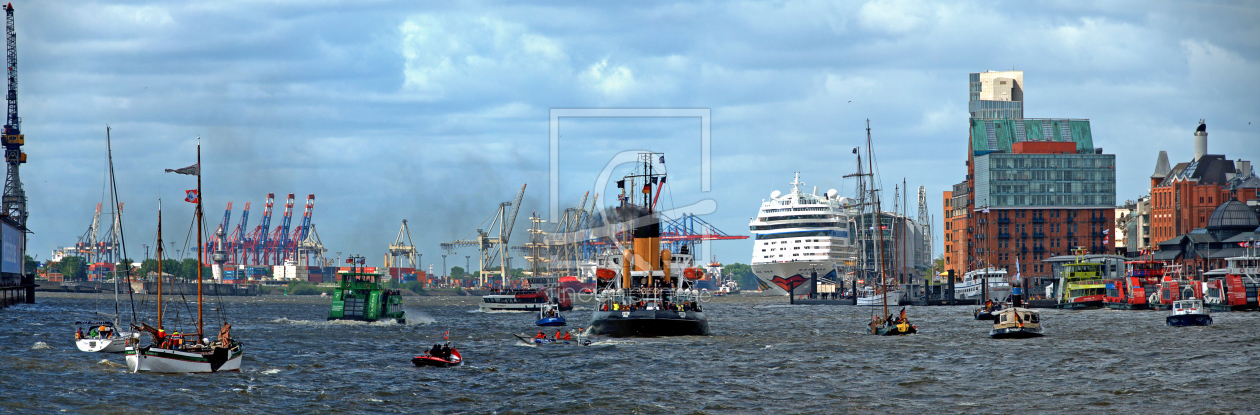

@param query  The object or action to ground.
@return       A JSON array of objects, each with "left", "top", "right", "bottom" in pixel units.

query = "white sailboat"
[
  {"left": 75, "top": 127, "right": 135, "bottom": 353},
  {"left": 125, "top": 140, "right": 244, "bottom": 373}
]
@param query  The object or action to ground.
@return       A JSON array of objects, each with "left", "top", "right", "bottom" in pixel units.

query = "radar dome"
[
  {"left": 826, "top": 189, "right": 838, "bottom": 199},
  {"left": 770, "top": 190, "right": 781, "bottom": 199}
]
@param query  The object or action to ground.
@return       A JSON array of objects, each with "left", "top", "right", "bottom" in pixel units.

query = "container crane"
[
  {"left": 267, "top": 193, "right": 294, "bottom": 264},
  {"left": 228, "top": 202, "right": 250, "bottom": 264},
  {"left": 246, "top": 193, "right": 274, "bottom": 265},
  {"left": 388, "top": 219, "right": 418, "bottom": 269},
  {"left": 440, "top": 184, "right": 525, "bottom": 287},
  {"left": 286, "top": 194, "right": 313, "bottom": 264}
]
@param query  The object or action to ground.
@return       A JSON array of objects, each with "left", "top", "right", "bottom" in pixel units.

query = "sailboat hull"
[
  {"left": 125, "top": 345, "right": 243, "bottom": 373},
  {"left": 76, "top": 336, "right": 130, "bottom": 353},
  {"left": 856, "top": 291, "right": 904, "bottom": 306}
]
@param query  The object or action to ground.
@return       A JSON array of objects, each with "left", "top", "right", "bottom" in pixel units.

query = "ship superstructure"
[
  {"left": 588, "top": 153, "right": 709, "bottom": 337},
  {"left": 749, "top": 173, "right": 858, "bottom": 295}
]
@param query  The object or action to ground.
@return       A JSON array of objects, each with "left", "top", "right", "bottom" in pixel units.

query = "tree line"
[{"left": 44, "top": 255, "right": 211, "bottom": 282}]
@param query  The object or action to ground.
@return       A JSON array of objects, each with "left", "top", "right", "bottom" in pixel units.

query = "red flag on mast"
[{"left": 184, "top": 190, "right": 199, "bottom": 204}]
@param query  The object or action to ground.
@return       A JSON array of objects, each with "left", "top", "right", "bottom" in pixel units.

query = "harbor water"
[{"left": 4, "top": 293, "right": 1259, "bottom": 413}]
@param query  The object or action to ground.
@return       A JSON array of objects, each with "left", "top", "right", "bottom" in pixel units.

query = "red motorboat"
[{"left": 412, "top": 348, "right": 462, "bottom": 368}]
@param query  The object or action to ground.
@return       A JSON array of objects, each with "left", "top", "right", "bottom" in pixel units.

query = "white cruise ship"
[{"left": 749, "top": 173, "right": 858, "bottom": 296}]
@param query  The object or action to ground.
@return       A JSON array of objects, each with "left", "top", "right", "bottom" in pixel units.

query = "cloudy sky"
[{"left": 17, "top": 0, "right": 1260, "bottom": 271}]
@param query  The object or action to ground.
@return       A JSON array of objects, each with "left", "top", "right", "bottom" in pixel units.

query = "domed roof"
[{"left": 1207, "top": 200, "right": 1259, "bottom": 230}]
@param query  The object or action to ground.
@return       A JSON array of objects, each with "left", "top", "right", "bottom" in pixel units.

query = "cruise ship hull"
[{"left": 752, "top": 261, "right": 839, "bottom": 296}]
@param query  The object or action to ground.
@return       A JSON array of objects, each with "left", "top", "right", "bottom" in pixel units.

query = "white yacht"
[
  {"left": 956, "top": 267, "right": 1012, "bottom": 303},
  {"left": 749, "top": 173, "right": 857, "bottom": 295}
]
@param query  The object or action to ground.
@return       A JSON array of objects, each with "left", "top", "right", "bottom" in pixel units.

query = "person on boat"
[
  {"left": 535, "top": 331, "right": 546, "bottom": 340},
  {"left": 562, "top": 331, "right": 572, "bottom": 341},
  {"left": 440, "top": 344, "right": 451, "bottom": 359},
  {"left": 75, "top": 327, "right": 83, "bottom": 340},
  {"left": 429, "top": 344, "right": 442, "bottom": 356},
  {"left": 555, "top": 329, "right": 562, "bottom": 340}
]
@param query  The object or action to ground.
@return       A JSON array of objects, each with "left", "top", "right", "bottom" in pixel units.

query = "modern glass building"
[{"left": 974, "top": 153, "right": 1117, "bottom": 209}]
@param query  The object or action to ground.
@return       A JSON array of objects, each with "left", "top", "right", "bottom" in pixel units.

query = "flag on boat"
[
  {"left": 184, "top": 190, "right": 199, "bottom": 204},
  {"left": 899, "top": 307, "right": 906, "bottom": 320},
  {"left": 165, "top": 163, "right": 199, "bottom": 176},
  {"left": 443, "top": 330, "right": 449, "bottom": 340}
]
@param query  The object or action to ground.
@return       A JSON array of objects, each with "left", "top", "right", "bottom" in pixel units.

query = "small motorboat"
[
  {"left": 973, "top": 304, "right": 1001, "bottom": 321},
  {"left": 412, "top": 347, "right": 462, "bottom": 368},
  {"left": 989, "top": 307, "right": 1044, "bottom": 338},
  {"left": 1166, "top": 299, "right": 1212, "bottom": 327},
  {"left": 535, "top": 303, "right": 566, "bottom": 327},
  {"left": 514, "top": 333, "right": 591, "bottom": 346}
]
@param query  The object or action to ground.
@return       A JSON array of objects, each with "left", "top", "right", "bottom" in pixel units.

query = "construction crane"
[
  {"left": 388, "top": 219, "right": 418, "bottom": 269},
  {"left": 2, "top": 2, "right": 27, "bottom": 232},
  {"left": 917, "top": 185, "right": 933, "bottom": 276},
  {"left": 440, "top": 184, "right": 526, "bottom": 287}
]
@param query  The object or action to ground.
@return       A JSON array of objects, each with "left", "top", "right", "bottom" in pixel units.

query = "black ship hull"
[
  {"left": 589, "top": 310, "right": 709, "bottom": 337},
  {"left": 990, "top": 327, "right": 1044, "bottom": 338}
]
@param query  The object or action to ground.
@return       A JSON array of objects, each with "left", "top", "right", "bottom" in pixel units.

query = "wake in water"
[
  {"left": 270, "top": 317, "right": 404, "bottom": 327},
  {"left": 30, "top": 342, "right": 50, "bottom": 350},
  {"left": 97, "top": 359, "right": 124, "bottom": 368}
]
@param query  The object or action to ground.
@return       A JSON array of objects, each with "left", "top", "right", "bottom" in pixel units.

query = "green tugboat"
[{"left": 328, "top": 255, "right": 406, "bottom": 323}]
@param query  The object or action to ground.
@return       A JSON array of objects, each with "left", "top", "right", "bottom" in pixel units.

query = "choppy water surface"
[{"left": 4, "top": 293, "right": 1259, "bottom": 414}]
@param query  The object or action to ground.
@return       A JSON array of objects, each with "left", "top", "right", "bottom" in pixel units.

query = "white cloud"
[
  {"left": 580, "top": 58, "right": 636, "bottom": 96},
  {"left": 399, "top": 15, "right": 569, "bottom": 99},
  {"left": 857, "top": 0, "right": 931, "bottom": 34}
]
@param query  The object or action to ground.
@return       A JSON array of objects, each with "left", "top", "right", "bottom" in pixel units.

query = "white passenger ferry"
[{"left": 749, "top": 173, "right": 858, "bottom": 295}]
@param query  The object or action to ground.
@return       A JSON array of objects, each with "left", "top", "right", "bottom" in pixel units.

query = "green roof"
[{"left": 971, "top": 119, "right": 1093, "bottom": 155}]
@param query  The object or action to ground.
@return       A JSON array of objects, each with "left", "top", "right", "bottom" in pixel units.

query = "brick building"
[
  {"left": 1149, "top": 122, "right": 1258, "bottom": 247},
  {"left": 943, "top": 71, "right": 1117, "bottom": 281}
]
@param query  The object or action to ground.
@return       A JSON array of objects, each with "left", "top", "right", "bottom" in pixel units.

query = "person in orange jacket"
[
  {"left": 534, "top": 330, "right": 546, "bottom": 339},
  {"left": 562, "top": 331, "right": 572, "bottom": 341}
]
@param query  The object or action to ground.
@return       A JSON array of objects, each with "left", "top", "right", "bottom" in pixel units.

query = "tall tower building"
[{"left": 969, "top": 70, "right": 1024, "bottom": 120}]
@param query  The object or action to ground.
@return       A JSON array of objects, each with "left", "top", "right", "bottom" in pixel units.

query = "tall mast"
[
  {"left": 196, "top": 139, "right": 203, "bottom": 341},
  {"left": 864, "top": 120, "right": 888, "bottom": 317},
  {"left": 107, "top": 126, "right": 120, "bottom": 327},
  {"left": 157, "top": 200, "right": 163, "bottom": 329}
]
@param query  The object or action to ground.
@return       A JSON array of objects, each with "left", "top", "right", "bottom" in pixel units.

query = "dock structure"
[{"left": 0, "top": 273, "right": 33, "bottom": 308}]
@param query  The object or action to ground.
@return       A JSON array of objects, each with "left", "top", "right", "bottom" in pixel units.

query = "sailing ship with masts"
[
  {"left": 125, "top": 140, "right": 243, "bottom": 373},
  {"left": 848, "top": 121, "right": 916, "bottom": 335}
]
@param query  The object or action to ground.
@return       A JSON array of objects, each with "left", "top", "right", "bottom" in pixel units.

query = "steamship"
[{"left": 588, "top": 153, "right": 710, "bottom": 337}]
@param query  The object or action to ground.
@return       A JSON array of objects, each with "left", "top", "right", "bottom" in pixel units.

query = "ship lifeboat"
[
  {"left": 595, "top": 268, "right": 616, "bottom": 280},
  {"left": 683, "top": 267, "right": 704, "bottom": 280}
]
